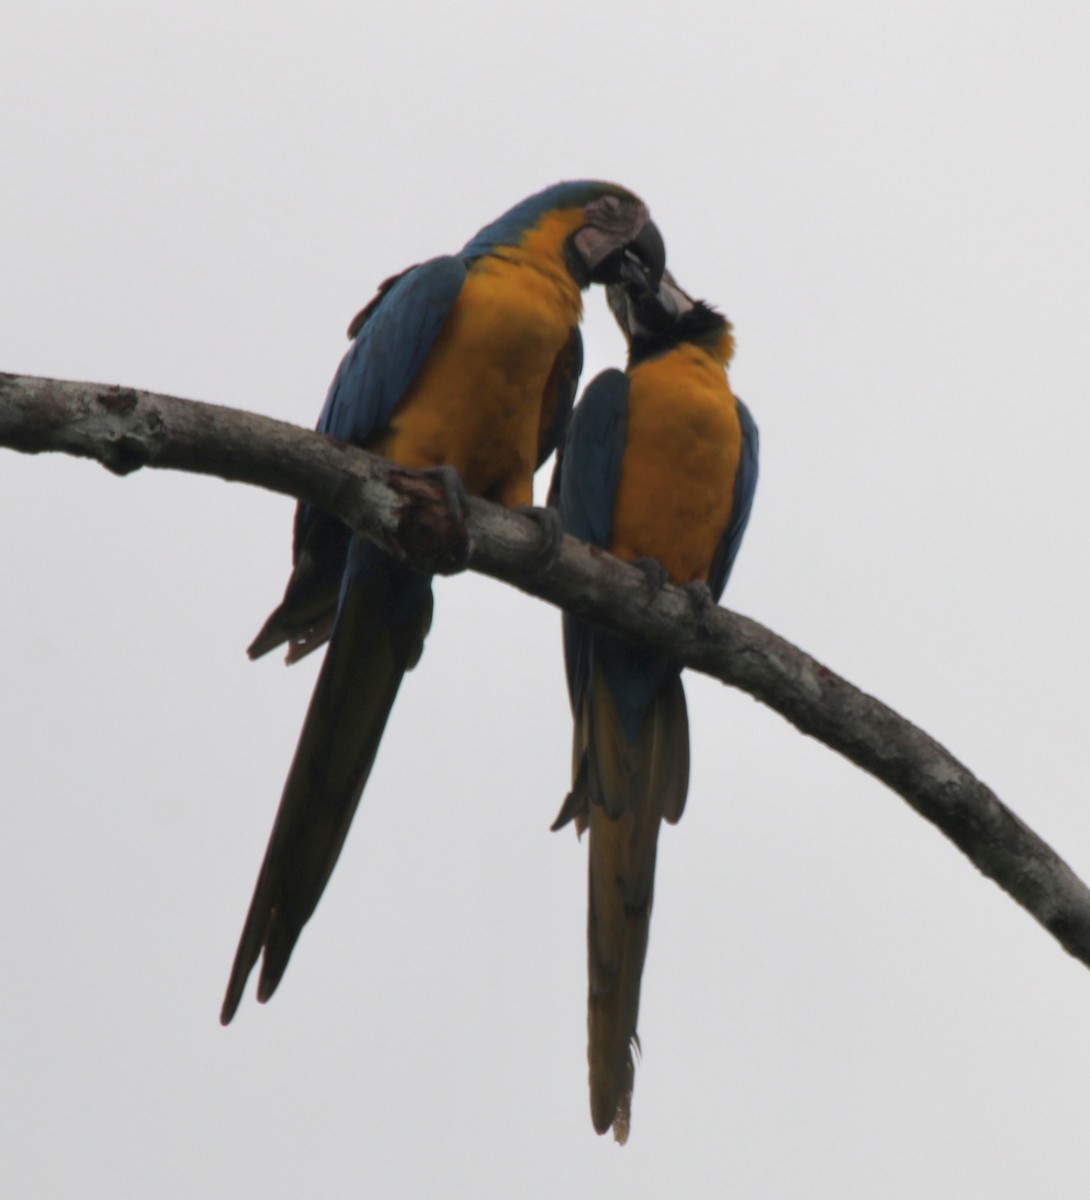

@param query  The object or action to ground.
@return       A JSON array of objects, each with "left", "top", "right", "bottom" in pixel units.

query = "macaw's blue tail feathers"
[
  {"left": 575, "top": 665, "right": 689, "bottom": 1143},
  {"left": 221, "top": 547, "right": 433, "bottom": 1025}
]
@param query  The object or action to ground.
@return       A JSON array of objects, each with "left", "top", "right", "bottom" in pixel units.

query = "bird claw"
[
  {"left": 682, "top": 579, "right": 713, "bottom": 607},
  {"left": 682, "top": 579, "right": 719, "bottom": 635},
  {"left": 388, "top": 464, "right": 472, "bottom": 574},
  {"left": 517, "top": 504, "right": 565, "bottom": 576},
  {"left": 419, "top": 464, "right": 470, "bottom": 525},
  {"left": 631, "top": 556, "right": 670, "bottom": 594}
]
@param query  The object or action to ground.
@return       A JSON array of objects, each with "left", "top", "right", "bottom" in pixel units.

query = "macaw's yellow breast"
[
  {"left": 374, "top": 244, "right": 583, "bottom": 508},
  {"left": 610, "top": 346, "right": 742, "bottom": 584}
]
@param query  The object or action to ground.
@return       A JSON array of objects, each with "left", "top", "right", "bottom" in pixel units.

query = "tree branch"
[{"left": 4, "top": 369, "right": 1089, "bottom": 970}]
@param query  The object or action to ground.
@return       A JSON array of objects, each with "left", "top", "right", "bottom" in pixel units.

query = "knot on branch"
[
  {"left": 387, "top": 465, "right": 470, "bottom": 576},
  {"left": 92, "top": 387, "right": 167, "bottom": 476}
]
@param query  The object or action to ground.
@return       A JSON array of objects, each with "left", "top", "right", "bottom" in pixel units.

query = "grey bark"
[{"left": 3, "top": 369, "right": 1089, "bottom": 970}]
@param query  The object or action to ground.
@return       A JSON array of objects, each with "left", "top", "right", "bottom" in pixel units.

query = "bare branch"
[{"left": 4, "top": 369, "right": 1090, "bottom": 971}]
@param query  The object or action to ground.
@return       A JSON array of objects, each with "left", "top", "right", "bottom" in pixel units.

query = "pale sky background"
[{"left": 3, "top": 2, "right": 1090, "bottom": 1196}]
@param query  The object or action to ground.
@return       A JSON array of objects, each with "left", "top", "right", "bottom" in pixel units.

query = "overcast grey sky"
[{"left": 4, "top": 2, "right": 1090, "bottom": 1195}]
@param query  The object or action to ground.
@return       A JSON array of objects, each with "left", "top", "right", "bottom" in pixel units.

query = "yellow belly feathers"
[{"left": 610, "top": 345, "right": 741, "bottom": 584}]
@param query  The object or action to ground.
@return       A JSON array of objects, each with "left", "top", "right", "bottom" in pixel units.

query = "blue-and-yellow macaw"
[
  {"left": 220, "top": 182, "right": 666, "bottom": 1025},
  {"left": 552, "top": 270, "right": 758, "bottom": 1141}
]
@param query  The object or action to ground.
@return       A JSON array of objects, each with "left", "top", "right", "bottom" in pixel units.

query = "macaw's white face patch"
[{"left": 570, "top": 194, "right": 654, "bottom": 279}]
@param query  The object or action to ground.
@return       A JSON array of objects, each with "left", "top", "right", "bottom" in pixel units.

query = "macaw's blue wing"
[
  {"left": 552, "top": 367, "right": 628, "bottom": 721},
  {"left": 247, "top": 256, "right": 467, "bottom": 664},
  {"left": 708, "top": 397, "right": 759, "bottom": 601},
  {"left": 318, "top": 257, "right": 468, "bottom": 444},
  {"left": 553, "top": 367, "right": 627, "bottom": 548}
]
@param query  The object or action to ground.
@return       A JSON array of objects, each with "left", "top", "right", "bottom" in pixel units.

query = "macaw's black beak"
[
  {"left": 616, "top": 220, "right": 666, "bottom": 291},
  {"left": 586, "top": 219, "right": 667, "bottom": 290},
  {"left": 606, "top": 269, "right": 696, "bottom": 340}
]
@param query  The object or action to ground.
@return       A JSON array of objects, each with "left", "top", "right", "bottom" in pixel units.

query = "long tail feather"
[
  {"left": 222, "top": 560, "right": 432, "bottom": 1024},
  {"left": 580, "top": 666, "right": 688, "bottom": 1142}
]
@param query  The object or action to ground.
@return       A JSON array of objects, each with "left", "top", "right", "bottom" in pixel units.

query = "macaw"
[
  {"left": 551, "top": 270, "right": 758, "bottom": 1142},
  {"left": 221, "top": 182, "right": 666, "bottom": 1025}
]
